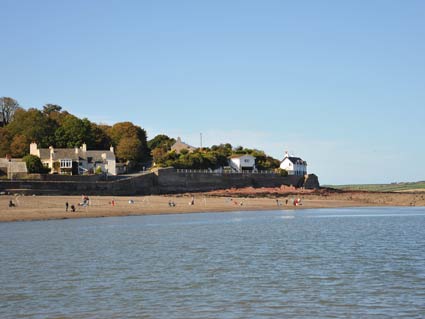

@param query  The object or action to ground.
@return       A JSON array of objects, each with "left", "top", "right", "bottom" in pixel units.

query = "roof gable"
[{"left": 282, "top": 156, "right": 307, "bottom": 165}]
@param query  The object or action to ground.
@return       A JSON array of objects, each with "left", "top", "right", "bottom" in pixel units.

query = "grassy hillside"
[{"left": 327, "top": 181, "right": 425, "bottom": 192}]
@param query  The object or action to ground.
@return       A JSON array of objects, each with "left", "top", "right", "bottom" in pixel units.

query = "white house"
[
  {"left": 229, "top": 154, "right": 256, "bottom": 172},
  {"left": 30, "top": 142, "right": 117, "bottom": 175},
  {"left": 280, "top": 153, "right": 307, "bottom": 176}
]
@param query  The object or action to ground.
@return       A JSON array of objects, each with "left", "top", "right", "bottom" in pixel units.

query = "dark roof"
[
  {"left": 38, "top": 148, "right": 115, "bottom": 162},
  {"left": 282, "top": 156, "right": 307, "bottom": 165},
  {"left": 51, "top": 149, "right": 80, "bottom": 161}
]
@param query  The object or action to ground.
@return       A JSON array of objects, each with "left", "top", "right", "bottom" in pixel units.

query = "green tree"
[
  {"left": 91, "top": 123, "right": 112, "bottom": 150},
  {"left": 42, "top": 104, "right": 62, "bottom": 114},
  {"left": 54, "top": 115, "right": 93, "bottom": 148},
  {"left": 147, "top": 134, "right": 175, "bottom": 151},
  {"left": 23, "top": 154, "right": 48, "bottom": 173}
]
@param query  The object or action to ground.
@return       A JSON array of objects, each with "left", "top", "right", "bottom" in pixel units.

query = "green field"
[{"left": 327, "top": 181, "right": 425, "bottom": 192}]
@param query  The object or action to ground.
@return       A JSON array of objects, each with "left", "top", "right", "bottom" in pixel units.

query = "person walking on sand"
[{"left": 65, "top": 201, "right": 69, "bottom": 212}]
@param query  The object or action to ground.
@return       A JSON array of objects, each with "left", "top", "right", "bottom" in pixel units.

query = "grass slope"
[{"left": 327, "top": 181, "right": 425, "bottom": 192}]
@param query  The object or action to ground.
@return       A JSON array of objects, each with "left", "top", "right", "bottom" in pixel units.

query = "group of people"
[
  {"left": 65, "top": 202, "right": 76, "bottom": 212},
  {"left": 275, "top": 198, "right": 302, "bottom": 206},
  {"left": 168, "top": 200, "right": 176, "bottom": 207}
]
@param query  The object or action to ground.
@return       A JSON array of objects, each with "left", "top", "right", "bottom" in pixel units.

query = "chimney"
[
  {"left": 49, "top": 146, "right": 54, "bottom": 155},
  {"left": 82, "top": 143, "right": 87, "bottom": 152},
  {"left": 110, "top": 145, "right": 114, "bottom": 153},
  {"left": 30, "top": 142, "right": 38, "bottom": 156},
  {"left": 75, "top": 146, "right": 79, "bottom": 154}
]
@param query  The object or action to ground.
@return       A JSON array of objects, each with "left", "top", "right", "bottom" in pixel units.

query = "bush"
[
  {"left": 277, "top": 168, "right": 288, "bottom": 177},
  {"left": 23, "top": 154, "right": 49, "bottom": 174}
]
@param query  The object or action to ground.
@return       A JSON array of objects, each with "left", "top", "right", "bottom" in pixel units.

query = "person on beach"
[
  {"left": 70, "top": 205, "right": 76, "bottom": 212},
  {"left": 189, "top": 196, "right": 195, "bottom": 205},
  {"left": 65, "top": 202, "right": 69, "bottom": 212},
  {"left": 9, "top": 200, "right": 15, "bottom": 207}
]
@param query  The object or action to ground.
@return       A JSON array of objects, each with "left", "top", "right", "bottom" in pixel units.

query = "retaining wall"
[{"left": 0, "top": 169, "right": 318, "bottom": 196}]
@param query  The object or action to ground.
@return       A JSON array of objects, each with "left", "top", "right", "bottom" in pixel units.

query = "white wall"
[
  {"left": 229, "top": 155, "right": 255, "bottom": 172},
  {"left": 280, "top": 158, "right": 307, "bottom": 176}
]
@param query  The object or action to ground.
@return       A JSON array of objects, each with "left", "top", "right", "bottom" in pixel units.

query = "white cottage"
[
  {"left": 30, "top": 142, "right": 117, "bottom": 175},
  {"left": 280, "top": 153, "right": 307, "bottom": 176},
  {"left": 229, "top": 154, "right": 256, "bottom": 172}
]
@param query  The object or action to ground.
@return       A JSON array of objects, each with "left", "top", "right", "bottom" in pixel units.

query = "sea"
[{"left": 1, "top": 207, "right": 425, "bottom": 318}]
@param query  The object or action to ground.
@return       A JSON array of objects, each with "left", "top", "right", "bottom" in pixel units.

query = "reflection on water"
[{"left": 1, "top": 207, "right": 425, "bottom": 318}]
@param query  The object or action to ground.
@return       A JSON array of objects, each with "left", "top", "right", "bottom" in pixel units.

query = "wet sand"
[{"left": 1, "top": 191, "right": 424, "bottom": 223}]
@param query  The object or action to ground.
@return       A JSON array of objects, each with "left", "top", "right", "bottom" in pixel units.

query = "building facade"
[
  {"left": 280, "top": 153, "right": 307, "bottom": 176},
  {"left": 30, "top": 143, "right": 117, "bottom": 175},
  {"left": 229, "top": 154, "right": 256, "bottom": 172}
]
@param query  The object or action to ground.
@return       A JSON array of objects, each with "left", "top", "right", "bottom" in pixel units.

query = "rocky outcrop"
[{"left": 303, "top": 174, "right": 320, "bottom": 189}]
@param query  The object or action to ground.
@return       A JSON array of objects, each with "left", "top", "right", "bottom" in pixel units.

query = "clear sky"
[{"left": 1, "top": 0, "right": 424, "bottom": 184}]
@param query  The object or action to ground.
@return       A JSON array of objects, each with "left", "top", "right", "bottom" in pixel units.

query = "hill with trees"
[
  {"left": 1, "top": 96, "right": 282, "bottom": 172},
  {"left": 0, "top": 97, "right": 150, "bottom": 165},
  {"left": 149, "top": 137, "right": 281, "bottom": 171}
]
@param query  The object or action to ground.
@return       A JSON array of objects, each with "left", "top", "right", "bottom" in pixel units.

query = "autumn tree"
[
  {"left": 110, "top": 122, "right": 149, "bottom": 162},
  {"left": 0, "top": 97, "right": 20, "bottom": 126},
  {"left": 116, "top": 136, "right": 144, "bottom": 162},
  {"left": 7, "top": 108, "right": 57, "bottom": 148},
  {"left": 10, "top": 134, "right": 29, "bottom": 157},
  {"left": 0, "top": 127, "right": 11, "bottom": 157}
]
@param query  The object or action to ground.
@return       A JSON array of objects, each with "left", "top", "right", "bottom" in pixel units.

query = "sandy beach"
[{"left": 1, "top": 189, "right": 424, "bottom": 223}]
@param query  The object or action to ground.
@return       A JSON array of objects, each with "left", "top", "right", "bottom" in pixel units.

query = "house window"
[
  {"left": 244, "top": 159, "right": 250, "bottom": 163},
  {"left": 60, "top": 159, "right": 72, "bottom": 168}
]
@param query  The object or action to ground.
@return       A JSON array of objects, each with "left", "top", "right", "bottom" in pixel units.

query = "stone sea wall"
[{"left": 0, "top": 169, "right": 319, "bottom": 196}]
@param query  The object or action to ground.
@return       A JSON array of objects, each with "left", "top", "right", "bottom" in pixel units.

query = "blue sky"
[{"left": 1, "top": 0, "right": 424, "bottom": 184}]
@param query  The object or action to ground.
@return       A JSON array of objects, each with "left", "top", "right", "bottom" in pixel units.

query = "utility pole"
[{"left": 200, "top": 133, "right": 203, "bottom": 149}]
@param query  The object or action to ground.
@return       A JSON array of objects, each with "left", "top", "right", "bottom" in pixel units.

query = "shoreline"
[{"left": 1, "top": 191, "right": 424, "bottom": 223}]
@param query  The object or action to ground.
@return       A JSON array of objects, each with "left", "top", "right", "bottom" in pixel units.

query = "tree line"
[
  {"left": 149, "top": 136, "right": 281, "bottom": 171},
  {"left": 0, "top": 97, "right": 149, "bottom": 163},
  {"left": 1, "top": 96, "right": 282, "bottom": 172}
]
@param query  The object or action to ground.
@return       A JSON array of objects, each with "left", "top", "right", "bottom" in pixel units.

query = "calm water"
[{"left": 1, "top": 207, "right": 425, "bottom": 319}]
